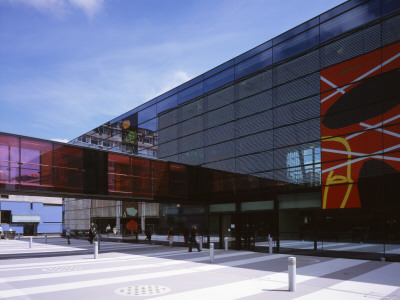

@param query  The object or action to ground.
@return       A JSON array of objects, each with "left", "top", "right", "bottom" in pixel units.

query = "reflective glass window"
[
  {"left": 152, "top": 160, "right": 169, "bottom": 197},
  {"left": 110, "top": 108, "right": 138, "bottom": 125},
  {"left": 137, "top": 98, "right": 157, "bottom": 112},
  {"left": 204, "top": 67, "right": 234, "bottom": 93},
  {"left": 178, "top": 82, "right": 203, "bottom": 105},
  {"left": 53, "top": 145, "right": 83, "bottom": 191},
  {"left": 381, "top": 0, "right": 400, "bottom": 16},
  {"left": 177, "top": 75, "right": 203, "bottom": 92},
  {"left": 204, "top": 59, "right": 234, "bottom": 79},
  {"left": 320, "top": 0, "right": 380, "bottom": 43},
  {"left": 131, "top": 157, "right": 152, "bottom": 196},
  {"left": 138, "top": 104, "right": 157, "bottom": 124},
  {"left": 320, "top": 0, "right": 365, "bottom": 22},
  {"left": 273, "top": 17, "right": 319, "bottom": 45},
  {"left": 0, "top": 134, "right": 19, "bottom": 184},
  {"left": 157, "top": 94, "right": 178, "bottom": 114},
  {"left": 273, "top": 27, "right": 319, "bottom": 64},
  {"left": 108, "top": 153, "right": 131, "bottom": 194},
  {"left": 20, "top": 138, "right": 52, "bottom": 188},
  {"left": 235, "top": 49, "right": 272, "bottom": 80},
  {"left": 235, "top": 40, "right": 272, "bottom": 63},
  {"left": 139, "top": 118, "right": 157, "bottom": 132}
]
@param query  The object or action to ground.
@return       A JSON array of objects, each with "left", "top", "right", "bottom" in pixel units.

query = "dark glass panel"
[
  {"left": 110, "top": 108, "right": 138, "bottom": 125},
  {"left": 381, "top": 0, "right": 400, "bottom": 16},
  {"left": 235, "top": 40, "right": 272, "bottom": 63},
  {"left": 157, "top": 94, "right": 178, "bottom": 114},
  {"left": 0, "top": 134, "right": 19, "bottom": 185},
  {"left": 177, "top": 82, "right": 204, "bottom": 105},
  {"left": 273, "top": 27, "right": 319, "bottom": 64},
  {"left": 108, "top": 153, "right": 131, "bottom": 195},
  {"left": 131, "top": 157, "right": 152, "bottom": 196},
  {"left": 169, "top": 163, "right": 188, "bottom": 197},
  {"left": 156, "top": 88, "right": 178, "bottom": 103},
  {"left": 320, "top": 0, "right": 380, "bottom": 43},
  {"left": 136, "top": 98, "right": 157, "bottom": 113},
  {"left": 320, "top": 0, "right": 365, "bottom": 22},
  {"left": 177, "top": 75, "right": 203, "bottom": 92},
  {"left": 152, "top": 160, "right": 169, "bottom": 197},
  {"left": 273, "top": 17, "right": 319, "bottom": 45},
  {"left": 204, "top": 59, "right": 234, "bottom": 79},
  {"left": 20, "top": 138, "right": 52, "bottom": 188},
  {"left": 204, "top": 67, "right": 234, "bottom": 93},
  {"left": 139, "top": 118, "right": 157, "bottom": 132},
  {"left": 83, "top": 149, "right": 107, "bottom": 194},
  {"left": 53, "top": 145, "right": 83, "bottom": 191},
  {"left": 138, "top": 104, "right": 157, "bottom": 124},
  {"left": 235, "top": 49, "right": 272, "bottom": 80}
]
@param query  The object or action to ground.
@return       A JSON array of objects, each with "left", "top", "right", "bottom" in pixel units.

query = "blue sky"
[{"left": 0, "top": 0, "right": 346, "bottom": 142}]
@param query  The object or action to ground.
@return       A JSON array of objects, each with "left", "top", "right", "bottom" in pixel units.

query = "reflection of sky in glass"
[
  {"left": 286, "top": 147, "right": 321, "bottom": 183},
  {"left": 140, "top": 118, "right": 158, "bottom": 132}
]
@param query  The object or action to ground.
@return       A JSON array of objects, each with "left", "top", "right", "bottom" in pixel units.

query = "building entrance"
[
  {"left": 240, "top": 212, "right": 274, "bottom": 251},
  {"left": 23, "top": 224, "right": 36, "bottom": 236}
]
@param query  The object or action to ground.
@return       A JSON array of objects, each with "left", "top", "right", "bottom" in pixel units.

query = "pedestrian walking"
[
  {"left": 88, "top": 227, "right": 96, "bottom": 244},
  {"left": 66, "top": 227, "right": 71, "bottom": 245},
  {"left": 106, "top": 224, "right": 111, "bottom": 237},
  {"left": 168, "top": 226, "right": 175, "bottom": 248},
  {"left": 189, "top": 225, "right": 201, "bottom": 252}
]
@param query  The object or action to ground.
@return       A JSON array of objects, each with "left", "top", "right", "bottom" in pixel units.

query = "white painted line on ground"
[{"left": 0, "top": 253, "right": 285, "bottom": 298}]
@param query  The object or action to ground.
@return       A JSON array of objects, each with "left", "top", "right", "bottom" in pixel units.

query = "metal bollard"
[
  {"left": 18, "top": 233, "right": 21, "bottom": 240},
  {"left": 94, "top": 241, "right": 98, "bottom": 259},
  {"left": 199, "top": 236, "right": 203, "bottom": 251},
  {"left": 210, "top": 243, "right": 214, "bottom": 263},
  {"left": 45, "top": 234, "right": 47, "bottom": 243},
  {"left": 268, "top": 237, "right": 273, "bottom": 254},
  {"left": 97, "top": 234, "right": 100, "bottom": 250},
  {"left": 224, "top": 237, "right": 228, "bottom": 252},
  {"left": 29, "top": 236, "right": 32, "bottom": 248},
  {"left": 288, "top": 257, "right": 296, "bottom": 292},
  {"left": 380, "top": 257, "right": 386, "bottom": 262}
]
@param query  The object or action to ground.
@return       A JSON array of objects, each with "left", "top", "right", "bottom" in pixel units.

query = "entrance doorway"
[
  {"left": 23, "top": 224, "right": 36, "bottom": 236},
  {"left": 240, "top": 212, "right": 274, "bottom": 251},
  {"left": 208, "top": 214, "right": 237, "bottom": 249}
]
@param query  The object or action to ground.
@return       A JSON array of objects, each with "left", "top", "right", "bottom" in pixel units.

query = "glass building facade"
[{"left": 2, "top": 0, "right": 400, "bottom": 260}]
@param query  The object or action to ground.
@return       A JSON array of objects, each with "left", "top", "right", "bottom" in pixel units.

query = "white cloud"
[
  {"left": 5, "top": 0, "right": 104, "bottom": 19},
  {"left": 68, "top": 0, "right": 103, "bottom": 19}
]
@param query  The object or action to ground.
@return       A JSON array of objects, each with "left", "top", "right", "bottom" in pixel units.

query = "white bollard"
[
  {"left": 224, "top": 237, "right": 228, "bottom": 252},
  {"left": 288, "top": 257, "right": 296, "bottom": 292},
  {"left": 29, "top": 237, "right": 32, "bottom": 248},
  {"left": 199, "top": 236, "right": 203, "bottom": 251},
  {"left": 18, "top": 233, "right": 21, "bottom": 240},
  {"left": 268, "top": 237, "right": 273, "bottom": 254},
  {"left": 94, "top": 241, "right": 98, "bottom": 259},
  {"left": 210, "top": 243, "right": 214, "bottom": 263}
]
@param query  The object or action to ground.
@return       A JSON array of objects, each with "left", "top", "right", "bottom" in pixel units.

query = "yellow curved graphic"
[{"left": 322, "top": 136, "right": 353, "bottom": 209}]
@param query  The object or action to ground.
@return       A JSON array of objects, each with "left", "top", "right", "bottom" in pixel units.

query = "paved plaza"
[{"left": 0, "top": 238, "right": 399, "bottom": 299}]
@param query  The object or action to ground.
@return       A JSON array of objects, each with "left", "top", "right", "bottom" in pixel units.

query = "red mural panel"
[{"left": 321, "top": 41, "right": 400, "bottom": 209}]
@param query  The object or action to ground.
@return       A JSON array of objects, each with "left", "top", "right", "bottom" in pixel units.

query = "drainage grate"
[
  {"left": 42, "top": 266, "right": 82, "bottom": 272},
  {"left": 115, "top": 285, "right": 170, "bottom": 297}
]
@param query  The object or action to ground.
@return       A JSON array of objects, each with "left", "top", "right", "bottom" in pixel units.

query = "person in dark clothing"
[
  {"left": 183, "top": 226, "right": 189, "bottom": 247},
  {"left": 145, "top": 227, "right": 153, "bottom": 241},
  {"left": 88, "top": 227, "right": 96, "bottom": 244},
  {"left": 189, "top": 225, "right": 201, "bottom": 252},
  {"left": 66, "top": 227, "right": 71, "bottom": 245}
]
